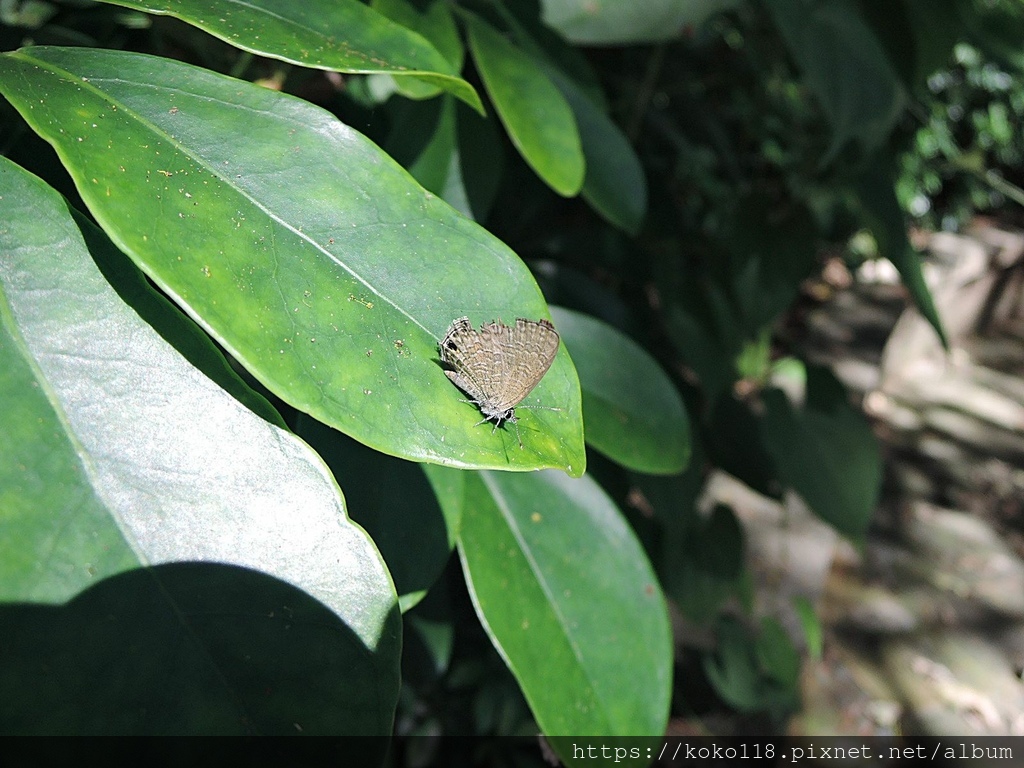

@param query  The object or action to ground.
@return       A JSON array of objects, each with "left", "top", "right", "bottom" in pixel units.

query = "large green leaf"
[
  {"left": 551, "top": 306, "right": 689, "bottom": 474},
  {"left": 540, "top": 0, "right": 741, "bottom": 44},
  {"left": 544, "top": 63, "right": 647, "bottom": 234},
  {"left": 444, "top": 467, "right": 671, "bottom": 751},
  {"left": 759, "top": 365, "right": 881, "bottom": 540},
  {"left": 466, "top": 15, "right": 584, "bottom": 197},
  {"left": 0, "top": 156, "right": 400, "bottom": 733},
  {"left": 101, "top": 0, "right": 482, "bottom": 112},
  {"left": 767, "top": 0, "right": 905, "bottom": 160},
  {"left": 0, "top": 47, "right": 585, "bottom": 475}
]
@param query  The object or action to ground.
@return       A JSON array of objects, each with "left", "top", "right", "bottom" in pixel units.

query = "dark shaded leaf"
[{"left": 552, "top": 306, "right": 690, "bottom": 474}]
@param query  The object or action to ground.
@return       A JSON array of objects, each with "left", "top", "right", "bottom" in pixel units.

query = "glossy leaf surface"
[
  {"left": 446, "top": 468, "right": 672, "bottom": 749},
  {"left": 466, "top": 16, "right": 584, "bottom": 197},
  {"left": 0, "top": 156, "right": 400, "bottom": 734},
  {"left": 102, "top": 0, "right": 481, "bottom": 111},
  {"left": 0, "top": 47, "right": 585, "bottom": 474}
]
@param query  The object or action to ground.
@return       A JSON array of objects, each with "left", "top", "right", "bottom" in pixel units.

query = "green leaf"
[
  {"left": 0, "top": 156, "right": 400, "bottom": 733},
  {"left": 665, "top": 499, "right": 746, "bottom": 624},
  {"left": 671, "top": 557, "right": 736, "bottom": 626},
  {"left": 540, "top": 0, "right": 741, "bottom": 45},
  {"left": 466, "top": 15, "right": 584, "bottom": 197},
  {"left": 707, "top": 394, "right": 780, "bottom": 499},
  {"left": 456, "top": 100, "right": 506, "bottom": 222},
  {"left": 446, "top": 468, "right": 671, "bottom": 746},
  {"left": 100, "top": 0, "right": 482, "bottom": 112},
  {"left": 658, "top": 252, "right": 746, "bottom": 405},
  {"left": 370, "top": 0, "right": 465, "bottom": 101},
  {"left": 372, "top": 0, "right": 464, "bottom": 70},
  {"left": 296, "top": 418, "right": 458, "bottom": 613},
  {"left": 793, "top": 595, "right": 823, "bottom": 659},
  {"left": 704, "top": 617, "right": 799, "bottom": 716},
  {"left": 767, "top": 0, "right": 905, "bottom": 160},
  {"left": 703, "top": 617, "right": 762, "bottom": 712},
  {"left": 551, "top": 306, "right": 690, "bottom": 474},
  {"left": 724, "top": 196, "right": 819, "bottom": 333},
  {"left": 403, "top": 594, "right": 455, "bottom": 690},
  {"left": 2, "top": 564, "right": 400, "bottom": 741},
  {"left": 759, "top": 365, "right": 881, "bottom": 539},
  {"left": 543, "top": 63, "right": 647, "bottom": 234},
  {"left": 397, "top": 96, "right": 474, "bottom": 217},
  {"left": 698, "top": 505, "right": 745, "bottom": 580},
  {"left": 854, "top": 159, "right": 947, "bottom": 347},
  {"left": 0, "top": 47, "right": 585, "bottom": 475},
  {"left": 866, "top": 0, "right": 963, "bottom": 88},
  {"left": 636, "top": 438, "right": 715, "bottom": 619},
  {"left": 75, "top": 200, "right": 289, "bottom": 432},
  {"left": 755, "top": 616, "right": 801, "bottom": 688}
]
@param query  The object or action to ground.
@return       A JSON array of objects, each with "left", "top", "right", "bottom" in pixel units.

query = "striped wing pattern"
[{"left": 439, "top": 316, "right": 559, "bottom": 422}]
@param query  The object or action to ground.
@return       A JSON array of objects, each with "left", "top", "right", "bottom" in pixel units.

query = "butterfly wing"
[
  {"left": 490, "top": 318, "right": 559, "bottom": 411},
  {"left": 440, "top": 316, "right": 500, "bottom": 409},
  {"left": 440, "top": 316, "right": 559, "bottom": 421}
]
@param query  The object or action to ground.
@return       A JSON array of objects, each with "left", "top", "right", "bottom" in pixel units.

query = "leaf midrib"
[{"left": 11, "top": 48, "right": 434, "bottom": 341}]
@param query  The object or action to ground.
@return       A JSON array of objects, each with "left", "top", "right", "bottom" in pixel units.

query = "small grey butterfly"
[{"left": 439, "top": 316, "right": 560, "bottom": 446}]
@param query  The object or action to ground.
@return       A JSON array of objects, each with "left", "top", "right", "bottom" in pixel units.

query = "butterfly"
[{"left": 439, "top": 316, "right": 560, "bottom": 446}]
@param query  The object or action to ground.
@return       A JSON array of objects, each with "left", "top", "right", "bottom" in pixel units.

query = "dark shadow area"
[{"left": 0, "top": 561, "right": 398, "bottom": 747}]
